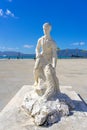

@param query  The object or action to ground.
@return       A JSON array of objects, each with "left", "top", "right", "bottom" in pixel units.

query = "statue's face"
[
  {"left": 43, "top": 23, "right": 51, "bottom": 35},
  {"left": 43, "top": 27, "right": 50, "bottom": 35}
]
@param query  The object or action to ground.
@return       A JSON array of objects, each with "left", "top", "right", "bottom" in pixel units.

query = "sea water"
[{"left": 0, "top": 55, "right": 73, "bottom": 59}]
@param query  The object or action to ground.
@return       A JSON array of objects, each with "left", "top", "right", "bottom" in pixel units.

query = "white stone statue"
[
  {"left": 33, "top": 23, "right": 60, "bottom": 99},
  {"left": 34, "top": 23, "right": 57, "bottom": 86},
  {"left": 22, "top": 23, "right": 74, "bottom": 126}
]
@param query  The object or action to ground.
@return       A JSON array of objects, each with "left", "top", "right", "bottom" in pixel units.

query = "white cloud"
[
  {"left": 24, "top": 44, "right": 34, "bottom": 49},
  {"left": 0, "top": 46, "right": 19, "bottom": 51},
  {"left": 79, "top": 42, "right": 85, "bottom": 46},
  {"left": 6, "top": 47, "right": 19, "bottom": 51},
  {"left": 0, "top": 9, "right": 18, "bottom": 18},
  {"left": 71, "top": 42, "right": 79, "bottom": 46},
  {"left": 0, "top": 9, "right": 4, "bottom": 16},
  {"left": 0, "top": 46, "right": 6, "bottom": 50},
  {"left": 5, "top": 9, "right": 15, "bottom": 17},
  {"left": 8, "top": 0, "right": 12, "bottom": 2},
  {"left": 71, "top": 42, "right": 85, "bottom": 46}
]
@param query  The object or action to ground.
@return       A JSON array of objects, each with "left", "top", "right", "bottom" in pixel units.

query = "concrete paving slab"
[{"left": 0, "top": 85, "right": 87, "bottom": 130}]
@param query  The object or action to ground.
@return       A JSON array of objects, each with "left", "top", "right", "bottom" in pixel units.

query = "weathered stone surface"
[
  {"left": 0, "top": 85, "right": 87, "bottom": 130},
  {"left": 22, "top": 89, "right": 72, "bottom": 126}
]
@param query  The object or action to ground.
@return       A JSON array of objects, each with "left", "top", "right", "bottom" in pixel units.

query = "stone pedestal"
[{"left": 0, "top": 85, "right": 87, "bottom": 130}]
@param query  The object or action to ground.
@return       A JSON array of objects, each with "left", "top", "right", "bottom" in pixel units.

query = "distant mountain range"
[
  {"left": 0, "top": 51, "right": 35, "bottom": 59},
  {"left": 0, "top": 51, "right": 23, "bottom": 56},
  {"left": 0, "top": 49, "right": 87, "bottom": 58},
  {"left": 0, "top": 51, "right": 34, "bottom": 57},
  {"left": 57, "top": 49, "right": 87, "bottom": 58}
]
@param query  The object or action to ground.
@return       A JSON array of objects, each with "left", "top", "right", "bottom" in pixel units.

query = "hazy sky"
[{"left": 0, "top": 0, "right": 87, "bottom": 53}]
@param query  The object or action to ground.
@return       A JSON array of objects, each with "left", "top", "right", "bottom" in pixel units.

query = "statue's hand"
[
  {"left": 36, "top": 53, "right": 43, "bottom": 59},
  {"left": 52, "top": 65, "right": 56, "bottom": 72},
  {"left": 36, "top": 54, "right": 41, "bottom": 58},
  {"left": 52, "top": 64, "right": 55, "bottom": 69}
]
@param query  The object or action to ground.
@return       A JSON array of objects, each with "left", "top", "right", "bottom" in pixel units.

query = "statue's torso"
[{"left": 40, "top": 36, "right": 54, "bottom": 62}]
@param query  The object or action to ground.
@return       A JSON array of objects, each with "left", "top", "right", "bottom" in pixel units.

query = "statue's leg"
[
  {"left": 33, "top": 58, "right": 40, "bottom": 86},
  {"left": 33, "top": 67, "right": 46, "bottom": 87},
  {"left": 33, "top": 56, "right": 47, "bottom": 87},
  {"left": 33, "top": 68, "right": 39, "bottom": 86}
]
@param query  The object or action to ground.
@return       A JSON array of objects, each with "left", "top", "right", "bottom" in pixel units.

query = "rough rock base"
[
  {"left": 22, "top": 89, "right": 75, "bottom": 126},
  {"left": 0, "top": 85, "right": 87, "bottom": 130}
]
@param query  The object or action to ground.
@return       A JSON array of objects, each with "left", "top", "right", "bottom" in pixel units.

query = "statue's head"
[{"left": 43, "top": 23, "right": 52, "bottom": 35}]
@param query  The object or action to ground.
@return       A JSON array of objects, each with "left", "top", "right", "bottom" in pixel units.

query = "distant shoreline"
[
  {"left": 0, "top": 49, "right": 87, "bottom": 59},
  {"left": 0, "top": 57, "right": 87, "bottom": 60}
]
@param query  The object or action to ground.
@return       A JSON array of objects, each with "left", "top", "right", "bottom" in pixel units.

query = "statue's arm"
[
  {"left": 52, "top": 43, "right": 57, "bottom": 68},
  {"left": 36, "top": 38, "right": 41, "bottom": 58}
]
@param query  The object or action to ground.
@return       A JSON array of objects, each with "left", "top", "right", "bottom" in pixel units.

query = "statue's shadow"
[{"left": 57, "top": 92, "right": 87, "bottom": 112}]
